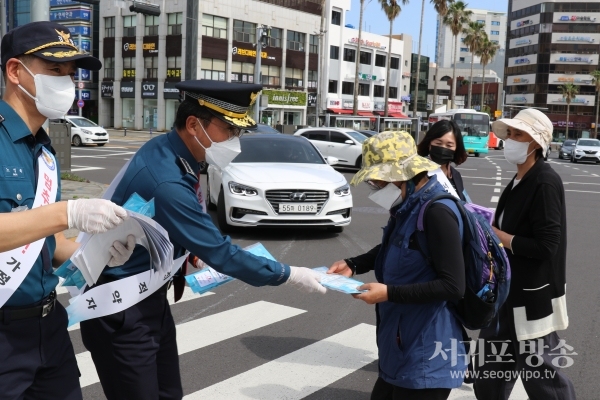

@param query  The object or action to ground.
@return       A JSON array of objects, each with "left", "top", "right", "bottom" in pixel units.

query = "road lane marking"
[
  {"left": 462, "top": 176, "right": 511, "bottom": 180},
  {"left": 72, "top": 151, "right": 136, "bottom": 158},
  {"left": 69, "top": 166, "right": 105, "bottom": 172},
  {"left": 565, "top": 190, "right": 600, "bottom": 194},
  {"left": 77, "top": 301, "right": 306, "bottom": 388},
  {"left": 184, "top": 323, "right": 377, "bottom": 400},
  {"left": 491, "top": 196, "right": 499, "bottom": 203},
  {"left": 494, "top": 188, "right": 500, "bottom": 193}
]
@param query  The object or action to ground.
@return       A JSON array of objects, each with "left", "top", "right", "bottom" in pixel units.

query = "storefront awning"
[
  {"left": 388, "top": 112, "right": 410, "bottom": 119},
  {"left": 357, "top": 112, "right": 375, "bottom": 117},
  {"left": 327, "top": 108, "right": 353, "bottom": 114}
]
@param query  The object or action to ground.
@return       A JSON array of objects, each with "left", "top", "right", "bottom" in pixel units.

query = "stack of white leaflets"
[{"left": 69, "top": 210, "right": 174, "bottom": 287}]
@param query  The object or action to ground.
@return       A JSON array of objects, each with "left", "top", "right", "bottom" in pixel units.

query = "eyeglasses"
[
  {"left": 366, "top": 180, "right": 388, "bottom": 190},
  {"left": 210, "top": 119, "right": 243, "bottom": 141}
]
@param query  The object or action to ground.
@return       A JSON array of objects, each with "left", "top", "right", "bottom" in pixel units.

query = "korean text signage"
[
  {"left": 50, "top": 9, "right": 91, "bottom": 22},
  {"left": 348, "top": 38, "right": 386, "bottom": 50},
  {"left": 101, "top": 82, "right": 114, "bottom": 98},
  {"left": 549, "top": 74, "right": 593, "bottom": 85},
  {"left": 167, "top": 68, "right": 182, "bottom": 79},
  {"left": 163, "top": 82, "right": 180, "bottom": 99},
  {"left": 507, "top": 74, "right": 536, "bottom": 86},
  {"left": 359, "top": 73, "right": 377, "bottom": 81},
  {"left": 121, "top": 81, "right": 135, "bottom": 98},
  {"left": 50, "top": 0, "right": 81, "bottom": 5},
  {"left": 327, "top": 98, "right": 341, "bottom": 108},
  {"left": 558, "top": 36, "right": 594, "bottom": 42},
  {"left": 67, "top": 25, "right": 90, "bottom": 37},
  {"left": 232, "top": 46, "right": 275, "bottom": 61},
  {"left": 123, "top": 41, "right": 159, "bottom": 56},
  {"left": 123, "top": 69, "right": 136, "bottom": 78},
  {"left": 559, "top": 16, "right": 596, "bottom": 22},
  {"left": 263, "top": 90, "right": 306, "bottom": 106},
  {"left": 75, "top": 90, "right": 91, "bottom": 101},
  {"left": 141, "top": 82, "right": 157, "bottom": 99},
  {"left": 307, "top": 93, "right": 317, "bottom": 107}
]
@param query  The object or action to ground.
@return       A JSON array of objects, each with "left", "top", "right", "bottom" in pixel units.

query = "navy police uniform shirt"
[
  {"left": 103, "top": 130, "right": 290, "bottom": 286},
  {"left": 0, "top": 100, "right": 61, "bottom": 307}
]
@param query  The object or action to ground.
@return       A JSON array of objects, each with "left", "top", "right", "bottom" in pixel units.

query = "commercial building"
[{"left": 505, "top": 0, "right": 600, "bottom": 138}]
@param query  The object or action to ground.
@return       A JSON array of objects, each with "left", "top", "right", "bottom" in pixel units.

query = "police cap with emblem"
[
  {"left": 176, "top": 80, "right": 262, "bottom": 129},
  {"left": 1, "top": 21, "right": 101, "bottom": 71}
]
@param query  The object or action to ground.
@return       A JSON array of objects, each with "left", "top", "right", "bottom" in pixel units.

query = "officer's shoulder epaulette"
[
  {"left": 177, "top": 156, "right": 198, "bottom": 181},
  {"left": 0, "top": 114, "right": 5, "bottom": 126}
]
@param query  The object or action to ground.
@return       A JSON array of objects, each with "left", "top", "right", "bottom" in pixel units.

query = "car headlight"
[
  {"left": 81, "top": 129, "right": 92, "bottom": 135},
  {"left": 334, "top": 184, "right": 351, "bottom": 196},
  {"left": 228, "top": 181, "right": 258, "bottom": 196},
  {"left": 575, "top": 149, "right": 584, "bottom": 153}
]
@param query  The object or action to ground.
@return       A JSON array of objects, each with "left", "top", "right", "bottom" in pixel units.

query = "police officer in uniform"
[
  {"left": 0, "top": 22, "right": 135, "bottom": 400},
  {"left": 80, "top": 80, "right": 326, "bottom": 400}
]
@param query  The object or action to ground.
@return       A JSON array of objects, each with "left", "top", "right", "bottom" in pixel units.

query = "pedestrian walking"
[
  {"left": 0, "top": 21, "right": 133, "bottom": 400},
  {"left": 473, "top": 108, "right": 576, "bottom": 399}
]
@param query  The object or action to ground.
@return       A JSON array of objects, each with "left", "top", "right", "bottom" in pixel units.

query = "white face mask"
[
  {"left": 195, "top": 119, "right": 241, "bottom": 169},
  {"left": 17, "top": 61, "right": 75, "bottom": 120},
  {"left": 504, "top": 139, "right": 535, "bottom": 165},
  {"left": 368, "top": 182, "right": 403, "bottom": 210}
]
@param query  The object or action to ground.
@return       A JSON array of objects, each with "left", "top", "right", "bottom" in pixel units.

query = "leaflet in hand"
[
  {"left": 185, "top": 242, "right": 276, "bottom": 294},
  {"left": 312, "top": 267, "right": 366, "bottom": 294}
]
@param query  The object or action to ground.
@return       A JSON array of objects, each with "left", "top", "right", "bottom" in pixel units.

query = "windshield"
[
  {"left": 345, "top": 131, "right": 368, "bottom": 143},
  {"left": 563, "top": 140, "right": 576, "bottom": 146},
  {"left": 253, "top": 124, "right": 281, "bottom": 134},
  {"left": 68, "top": 118, "right": 98, "bottom": 127},
  {"left": 578, "top": 140, "right": 600, "bottom": 147},
  {"left": 233, "top": 137, "right": 326, "bottom": 164},
  {"left": 454, "top": 113, "right": 489, "bottom": 137}
]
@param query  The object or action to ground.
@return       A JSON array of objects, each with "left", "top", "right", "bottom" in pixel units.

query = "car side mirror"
[
  {"left": 327, "top": 156, "right": 339, "bottom": 166},
  {"left": 344, "top": 140, "right": 354, "bottom": 145}
]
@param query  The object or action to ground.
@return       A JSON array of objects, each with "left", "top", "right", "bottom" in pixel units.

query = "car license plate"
[{"left": 279, "top": 203, "right": 318, "bottom": 213}]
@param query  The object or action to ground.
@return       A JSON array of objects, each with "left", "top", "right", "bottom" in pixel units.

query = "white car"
[
  {"left": 294, "top": 128, "right": 368, "bottom": 168},
  {"left": 66, "top": 116, "right": 109, "bottom": 147},
  {"left": 571, "top": 138, "right": 600, "bottom": 163},
  {"left": 206, "top": 134, "right": 352, "bottom": 232}
]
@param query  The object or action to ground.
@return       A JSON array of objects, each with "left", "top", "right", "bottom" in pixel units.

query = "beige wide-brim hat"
[
  {"left": 350, "top": 131, "right": 439, "bottom": 186},
  {"left": 492, "top": 108, "right": 553, "bottom": 156}
]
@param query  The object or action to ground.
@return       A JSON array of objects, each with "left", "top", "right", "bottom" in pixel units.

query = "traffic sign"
[
  {"left": 78, "top": 82, "right": 84, "bottom": 89},
  {"left": 77, "top": 99, "right": 85, "bottom": 108}
]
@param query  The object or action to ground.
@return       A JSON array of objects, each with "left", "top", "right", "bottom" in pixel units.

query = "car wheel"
[
  {"left": 355, "top": 155, "right": 362, "bottom": 169},
  {"left": 327, "top": 226, "right": 344, "bottom": 233},
  {"left": 570, "top": 156, "right": 574, "bottom": 163},
  {"left": 573, "top": 157, "right": 578, "bottom": 164},
  {"left": 558, "top": 153, "right": 563, "bottom": 159},
  {"left": 97, "top": 143, "right": 105, "bottom": 147},
  {"left": 72, "top": 135, "right": 82, "bottom": 147},
  {"left": 475, "top": 152, "right": 480, "bottom": 157},
  {"left": 217, "top": 188, "right": 235, "bottom": 233},
  {"left": 206, "top": 174, "right": 216, "bottom": 210}
]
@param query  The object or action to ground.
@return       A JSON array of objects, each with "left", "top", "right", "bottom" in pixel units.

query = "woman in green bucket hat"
[{"left": 329, "top": 131, "right": 467, "bottom": 399}]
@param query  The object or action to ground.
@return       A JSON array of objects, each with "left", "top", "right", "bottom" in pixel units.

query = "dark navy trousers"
[{"left": 0, "top": 301, "right": 82, "bottom": 400}]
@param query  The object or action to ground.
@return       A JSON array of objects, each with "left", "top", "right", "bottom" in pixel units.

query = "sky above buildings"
[{"left": 345, "top": 0, "right": 509, "bottom": 60}]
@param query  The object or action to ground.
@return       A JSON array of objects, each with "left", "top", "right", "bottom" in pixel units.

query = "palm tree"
[
  {"left": 432, "top": 0, "right": 451, "bottom": 113},
  {"left": 462, "top": 21, "right": 485, "bottom": 109},
  {"left": 560, "top": 83, "right": 579, "bottom": 139},
  {"left": 591, "top": 70, "right": 600, "bottom": 138},
  {"left": 443, "top": 1, "right": 471, "bottom": 109},
  {"left": 352, "top": 0, "right": 368, "bottom": 115},
  {"left": 475, "top": 36, "right": 499, "bottom": 111},
  {"left": 414, "top": 0, "right": 449, "bottom": 115},
  {"left": 379, "top": 0, "right": 408, "bottom": 117}
]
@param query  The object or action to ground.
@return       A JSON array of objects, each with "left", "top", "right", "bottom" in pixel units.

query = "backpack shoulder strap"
[{"left": 417, "top": 193, "right": 464, "bottom": 241}]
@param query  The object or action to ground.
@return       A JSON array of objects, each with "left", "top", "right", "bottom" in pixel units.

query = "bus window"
[{"left": 455, "top": 113, "right": 489, "bottom": 137}]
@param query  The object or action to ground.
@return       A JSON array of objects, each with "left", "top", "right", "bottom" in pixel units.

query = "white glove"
[
  {"left": 107, "top": 235, "right": 136, "bottom": 267},
  {"left": 67, "top": 199, "right": 128, "bottom": 234},
  {"left": 285, "top": 266, "right": 327, "bottom": 294}
]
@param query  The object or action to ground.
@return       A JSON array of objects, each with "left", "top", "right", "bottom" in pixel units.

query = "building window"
[
  {"left": 104, "top": 17, "right": 115, "bottom": 38},
  {"left": 374, "top": 85, "right": 384, "bottom": 97},
  {"left": 491, "top": 40, "right": 499, "bottom": 44},
  {"left": 201, "top": 58, "right": 226, "bottom": 81},
  {"left": 390, "top": 57, "right": 399, "bottom": 69},
  {"left": 168, "top": 12, "right": 183, "bottom": 35},
  {"left": 459, "top": 57, "right": 465, "bottom": 62},
  {"left": 491, "top": 21, "right": 500, "bottom": 26},
  {"left": 231, "top": 61, "right": 255, "bottom": 83},
  {"left": 261, "top": 65, "right": 280, "bottom": 86},
  {"left": 122, "top": 57, "right": 135, "bottom": 78},
  {"left": 389, "top": 86, "right": 398, "bottom": 98},
  {"left": 145, "top": 15, "right": 159, "bottom": 36},
  {"left": 477, "top": 19, "right": 485, "bottom": 24},
  {"left": 309, "top": 35, "right": 319, "bottom": 54},
  {"left": 167, "top": 56, "right": 182, "bottom": 79},
  {"left": 269, "top": 28, "right": 282, "bottom": 48},
  {"left": 342, "top": 81, "right": 354, "bottom": 95},
  {"left": 403, "top": 85, "right": 407, "bottom": 91},
  {"left": 330, "top": 45, "right": 339, "bottom": 60},
  {"left": 308, "top": 70, "right": 317, "bottom": 88},
  {"left": 287, "top": 30, "right": 305, "bottom": 51},
  {"left": 104, "top": 57, "right": 114, "bottom": 79},
  {"left": 460, "top": 47, "right": 469, "bottom": 52},
  {"left": 123, "top": 15, "right": 136, "bottom": 37},
  {"left": 332, "top": 10, "right": 341, "bottom": 26},
  {"left": 490, "top": 30, "right": 499, "bottom": 35},
  {"left": 358, "top": 83, "right": 370, "bottom": 96},
  {"left": 285, "top": 68, "right": 303, "bottom": 87},
  {"left": 202, "top": 14, "right": 227, "bottom": 39},
  {"left": 329, "top": 80, "right": 338, "bottom": 93},
  {"left": 360, "top": 51, "right": 371, "bottom": 65},
  {"left": 233, "top": 20, "right": 256, "bottom": 43},
  {"left": 375, "top": 54, "right": 386, "bottom": 67},
  {"left": 144, "top": 56, "right": 158, "bottom": 79},
  {"left": 343, "top": 48, "right": 356, "bottom": 62}
]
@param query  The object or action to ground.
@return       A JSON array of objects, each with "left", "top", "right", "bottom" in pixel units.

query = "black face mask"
[{"left": 429, "top": 145, "right": 455, "bottom": 165}]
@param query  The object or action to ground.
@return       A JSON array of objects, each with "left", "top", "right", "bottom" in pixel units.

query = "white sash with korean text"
[{"left": 0, "top": 147, "right": 58, "bottom": 308}]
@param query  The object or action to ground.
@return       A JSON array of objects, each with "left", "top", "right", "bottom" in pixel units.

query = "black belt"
[{"left": 0, "top": 290, "right": 57, "bottom": 321}]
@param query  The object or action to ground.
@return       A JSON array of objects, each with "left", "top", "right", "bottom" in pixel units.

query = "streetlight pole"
[
  {"left": 253, "top": 26, "right": 264, "bottom": 123},
  {"left": 78, "top": 33, "right": 83, "bottom": 117}
]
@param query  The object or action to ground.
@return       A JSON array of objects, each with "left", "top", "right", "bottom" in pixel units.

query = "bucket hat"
[{"left": 492, "top": 108, "right": 553, "bottom": 156}]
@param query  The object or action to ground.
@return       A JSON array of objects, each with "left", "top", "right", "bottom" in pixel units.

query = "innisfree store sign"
[{"left": 263, "top": 90, "right": 307, "bottom": 106}]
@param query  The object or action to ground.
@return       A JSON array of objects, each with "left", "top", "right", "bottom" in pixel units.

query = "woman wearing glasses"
[{"left": 328, "top": 131, "right": 467, "bottom": 400}]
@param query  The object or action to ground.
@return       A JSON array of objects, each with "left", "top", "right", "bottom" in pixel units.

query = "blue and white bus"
[{"left": 428, "top": 109, "right": 490, "bottom": 157}]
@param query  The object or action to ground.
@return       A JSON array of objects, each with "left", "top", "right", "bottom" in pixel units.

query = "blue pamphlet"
[
  {"left": 185, "top": 243, "right": 276, "bottom": 294},
  {"left": 312, "top": 267, "right": 366, "bottom": 294}
]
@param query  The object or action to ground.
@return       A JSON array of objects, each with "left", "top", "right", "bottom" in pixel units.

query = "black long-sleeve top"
[{"left": 345, "top": 203, "right": 465, "bottom": 303}]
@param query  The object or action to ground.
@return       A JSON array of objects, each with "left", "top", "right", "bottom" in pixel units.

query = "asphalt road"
[{"left": 66, "top": 141, "right": 599, "bottom": 399}]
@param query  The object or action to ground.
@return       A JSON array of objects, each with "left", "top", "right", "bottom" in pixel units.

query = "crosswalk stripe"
[
  {"left": 449, "top": 380, "right": 528, "bottom": 399},
  {"left": 77, "top": 301, "right": 306, "bottom": 388},
  {"left": 184, "top": 323, "right": 378, "bottom": 399}
]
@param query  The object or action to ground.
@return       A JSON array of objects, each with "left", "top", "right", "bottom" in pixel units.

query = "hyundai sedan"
[
  {"left": 206, "top": 134, "right": 352, "bottom": 232},
  {"left": 571, "top": 138, "right": 600, "bottom": 163}
]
